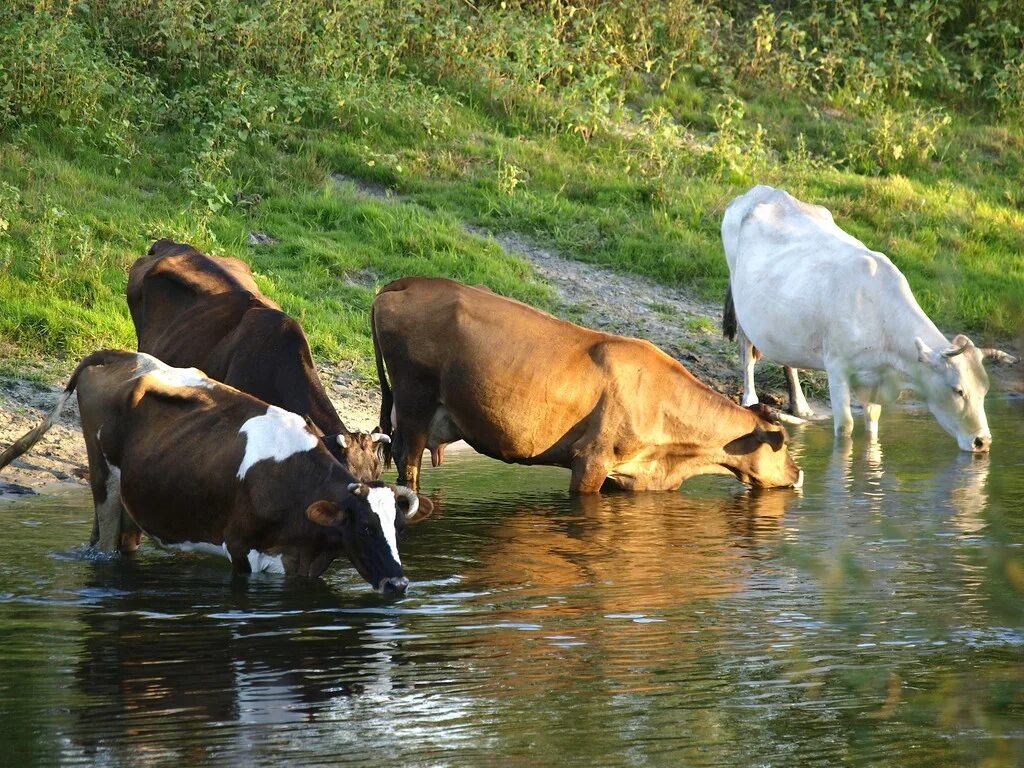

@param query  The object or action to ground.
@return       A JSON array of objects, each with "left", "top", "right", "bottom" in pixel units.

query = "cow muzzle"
[
  {"left": 968, "top": 434, "right": 992, "bottom": 453},
  {"left": 956, "top": 430, "right": 992, "bottom": 453},
  {"left": 378, "top": 575, "right": 409, "bottom": 594}
]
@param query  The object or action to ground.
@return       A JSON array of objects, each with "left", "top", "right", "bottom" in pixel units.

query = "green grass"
[
  {"left": 0, "top": 128, "right": 551, "bottom": 377},
  {"left": 1, "top": 2, "right": 1022, "bottom": 385}
]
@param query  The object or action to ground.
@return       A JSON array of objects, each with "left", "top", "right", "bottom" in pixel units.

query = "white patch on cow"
[
  {"left": 163, "top": 540, "right": 229, "bottom": 559},
  {"left": 132, "top": 352, "right": 213, "bottom": 389},
  {"left": 104, "top": 462, "right": 121, "bottom": 498},
  {"left": 151, "top": 538, "right": 285, "bottom": 574},
  {"left": 366, "top": 487, "right": 401, "bottom": 565},
  {"left": 244, "top": 549, "right": 286, "bottom": 574},
  {"left": 236, "top": 405, "right": 319, "bottom": 479},
  {"left": 93, "top": 453, "right": 124, "bottom": 551}
]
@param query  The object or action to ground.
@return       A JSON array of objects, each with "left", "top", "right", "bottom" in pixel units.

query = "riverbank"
[{"left": 2, "top": 232, "right": 1020, "bottom": 495}]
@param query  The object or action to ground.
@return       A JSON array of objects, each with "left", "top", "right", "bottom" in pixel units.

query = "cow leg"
[
  {"left": 226, "top": 540, "right": 254, "bottom": 576},
  {"left": 738, "top": 328, "right": 758, "bottom": 407},
  {"left": 825, "top": 365, "right": 854, "bottom": 438},
  {"left": 785, "top": 367, "right": 814, "bottom": 418},
  {"left": 394, "top": 423, "right": 429, "bottom": 492},
  {"left": 855, "top": 387, "right": 882, "bottom": 440},
  {"left": 119, "top": 510, "right": 143, "bottom": 552},
  {"left": 91, "top": 462, "right": 125, "bottom": 552},
  {"left": 863, "top": 403, "right": 882, "bottom": 439},
  {"left": 569, "top": 440, "right": 612, "bottom": 494},
  {"left": 94, "top": 486, "right": 141, "bottom": 553},
  {"left": 403, "top": 431, "right": 429, "bottom": 492}
]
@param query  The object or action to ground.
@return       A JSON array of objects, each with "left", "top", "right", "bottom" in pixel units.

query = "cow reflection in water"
[
  {"left": 947, "top": 453, "right": 990, "bottom": 534},
  {"left": 450, "top": 489, "right": 798, "bottom": 692},
  {"left": 824, "top": 437, "right": 887, "bottom": 513},
  {"left": 812, "top": 436, "right": 994, "bottom": 614},
  {"left": 824, "top": 436, "right": 991, "bottom": 530},
  {"left": 69, "top": 563, "right": 415, "bottom": 761}
]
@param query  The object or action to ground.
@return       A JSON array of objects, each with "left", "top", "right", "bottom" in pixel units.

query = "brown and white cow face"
[
  {"left": 307, "top": 483, "right": 431, "bottom": 593},
  {"left": 325, "top": 430, "right": 390, "bottom": 483},
  {"left": 915, "top": 335, "right": 992, "bottom": 453}
]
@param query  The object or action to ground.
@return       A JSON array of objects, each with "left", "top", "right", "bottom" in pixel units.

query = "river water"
[{"left": 0, "top": 399, "right": 1021, "bottom": 766}]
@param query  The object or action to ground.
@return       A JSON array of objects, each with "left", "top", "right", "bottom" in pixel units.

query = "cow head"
[
  {"left": 325, "top": 429, "right": 391, "bottom": 482},
  {"left": 722, "top": 405, "right": 804, "bottom": 489},
  {"left": 914, "top": 335, "right": 994, "bottom": 453},
  {"left": 306, "top": 482, "right": 431, "bottom": 593}
]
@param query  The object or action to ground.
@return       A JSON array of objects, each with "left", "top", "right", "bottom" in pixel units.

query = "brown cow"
[
  {"left": 372, "top": 277, "right": 803, "bottom": 493},
  {"left": 0, "top": 350, "right": 429, "bottom": 591},
  {"left": 128, "top": 239, "right": 386, "bottom": 481}
]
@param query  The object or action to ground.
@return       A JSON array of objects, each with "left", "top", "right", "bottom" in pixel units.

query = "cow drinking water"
[
  {"left": 372, "top": 277, "right": 802, "bottom": 493},
  {"left": 0, "top": 350, "right": 429, "bottom": 591},
  {"left": 721, "top": 185, "right": 1017, "bottom": 451}
]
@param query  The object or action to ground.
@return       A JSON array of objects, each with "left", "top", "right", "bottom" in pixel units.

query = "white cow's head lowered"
[{"left": 914, "top": 334, "right": 1002, "bottom": 453}]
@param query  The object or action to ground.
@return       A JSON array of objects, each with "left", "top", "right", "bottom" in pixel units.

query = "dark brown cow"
[
  {"left": 372, "top": 278, "right": 803, "bottom": 493},
  {"left": 0, "top": 351, "right": 429, "bottom": 591},
  {"left": 128, "top": 239, "right": 386, "bottom": 481}
]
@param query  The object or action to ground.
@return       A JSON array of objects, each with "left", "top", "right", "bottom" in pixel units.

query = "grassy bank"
[{"left": 1, "top": 2, "right": 1022, "bottom": 380}]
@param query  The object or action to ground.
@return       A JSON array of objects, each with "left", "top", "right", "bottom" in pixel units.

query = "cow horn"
[
  {"left": 391, "top": 485, "right": 419, "bottom": 519},
  {"left": 347, "top": 482, "right": 369, "bottom": 497},
  {"left": 941, "top": 342, "right": 970, "bottom": 359},
  {"left": 980, "top": 348, "right": 1020, "bottom": 365},
  {"left": 775, "top": 412, "right": 807, "bottom": 426},
  {"left": 371, "top": 432, "right": 391, "bottom": 445}
]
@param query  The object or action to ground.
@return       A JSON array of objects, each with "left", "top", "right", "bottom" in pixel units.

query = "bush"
[
  {"left": 1, "top": 1, "right": 1020, "bottom": 180},
  {"left": 0, "top": 10, "right": 160, "bottom": 166}
]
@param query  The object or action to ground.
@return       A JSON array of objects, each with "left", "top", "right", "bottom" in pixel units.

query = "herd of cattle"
[{"left": 0, "top": 185, "right": 1017, "bottom": 592}]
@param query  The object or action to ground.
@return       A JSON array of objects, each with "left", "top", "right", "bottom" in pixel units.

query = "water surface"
[{"left": 1, "top": 400, "right": 1022, "bottom": 766}]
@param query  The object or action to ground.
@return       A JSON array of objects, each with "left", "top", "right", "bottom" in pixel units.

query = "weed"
[{"left": 685, "top": 317, "right": 717, "bottom": 335}]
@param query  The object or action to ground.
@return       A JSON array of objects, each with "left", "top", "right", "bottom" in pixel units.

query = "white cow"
[{"left": 721, "top": 185, "right": 1017, "bottom": 452}]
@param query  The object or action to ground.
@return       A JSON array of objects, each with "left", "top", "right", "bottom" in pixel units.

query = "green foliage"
[
  {"left": 0, "top": 8, "right": 160, "bottom": 169},
  {"left": 0, "top": 0, "right": 1021, "bottom": 376}
]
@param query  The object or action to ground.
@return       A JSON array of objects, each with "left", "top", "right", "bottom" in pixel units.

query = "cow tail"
[
  {"left": 0, "top": 350, "right": 130, "bottom": 471},
  {"left": 370, "top": 303, "right": 394, "bottom": 469},
  {"left": 722, "top": 284, "right": 737, "bottom": 341}
]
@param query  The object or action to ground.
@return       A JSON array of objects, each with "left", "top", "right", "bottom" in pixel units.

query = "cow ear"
[
  {"left": 755, "top": 426, "right": 785, "bottom": 452},
  {"left": 746, "top": 402, "right": 780, "bottom": 424},
  {"left": 915, "top": 337, "right": 937, "bottom": 366},
  {"left": 392, "top": 486, "right": 434, "bottom": 525},
  {"left": 307, "top": 500, "right": 345, "bottom": 527},
  {"left": 406, "top": 494, "right": 434, "bottom": 524}
]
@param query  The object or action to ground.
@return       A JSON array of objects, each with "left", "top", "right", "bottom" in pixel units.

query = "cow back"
[{"left": 128, "top": 239, "right": 277, "bottom": 349}]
